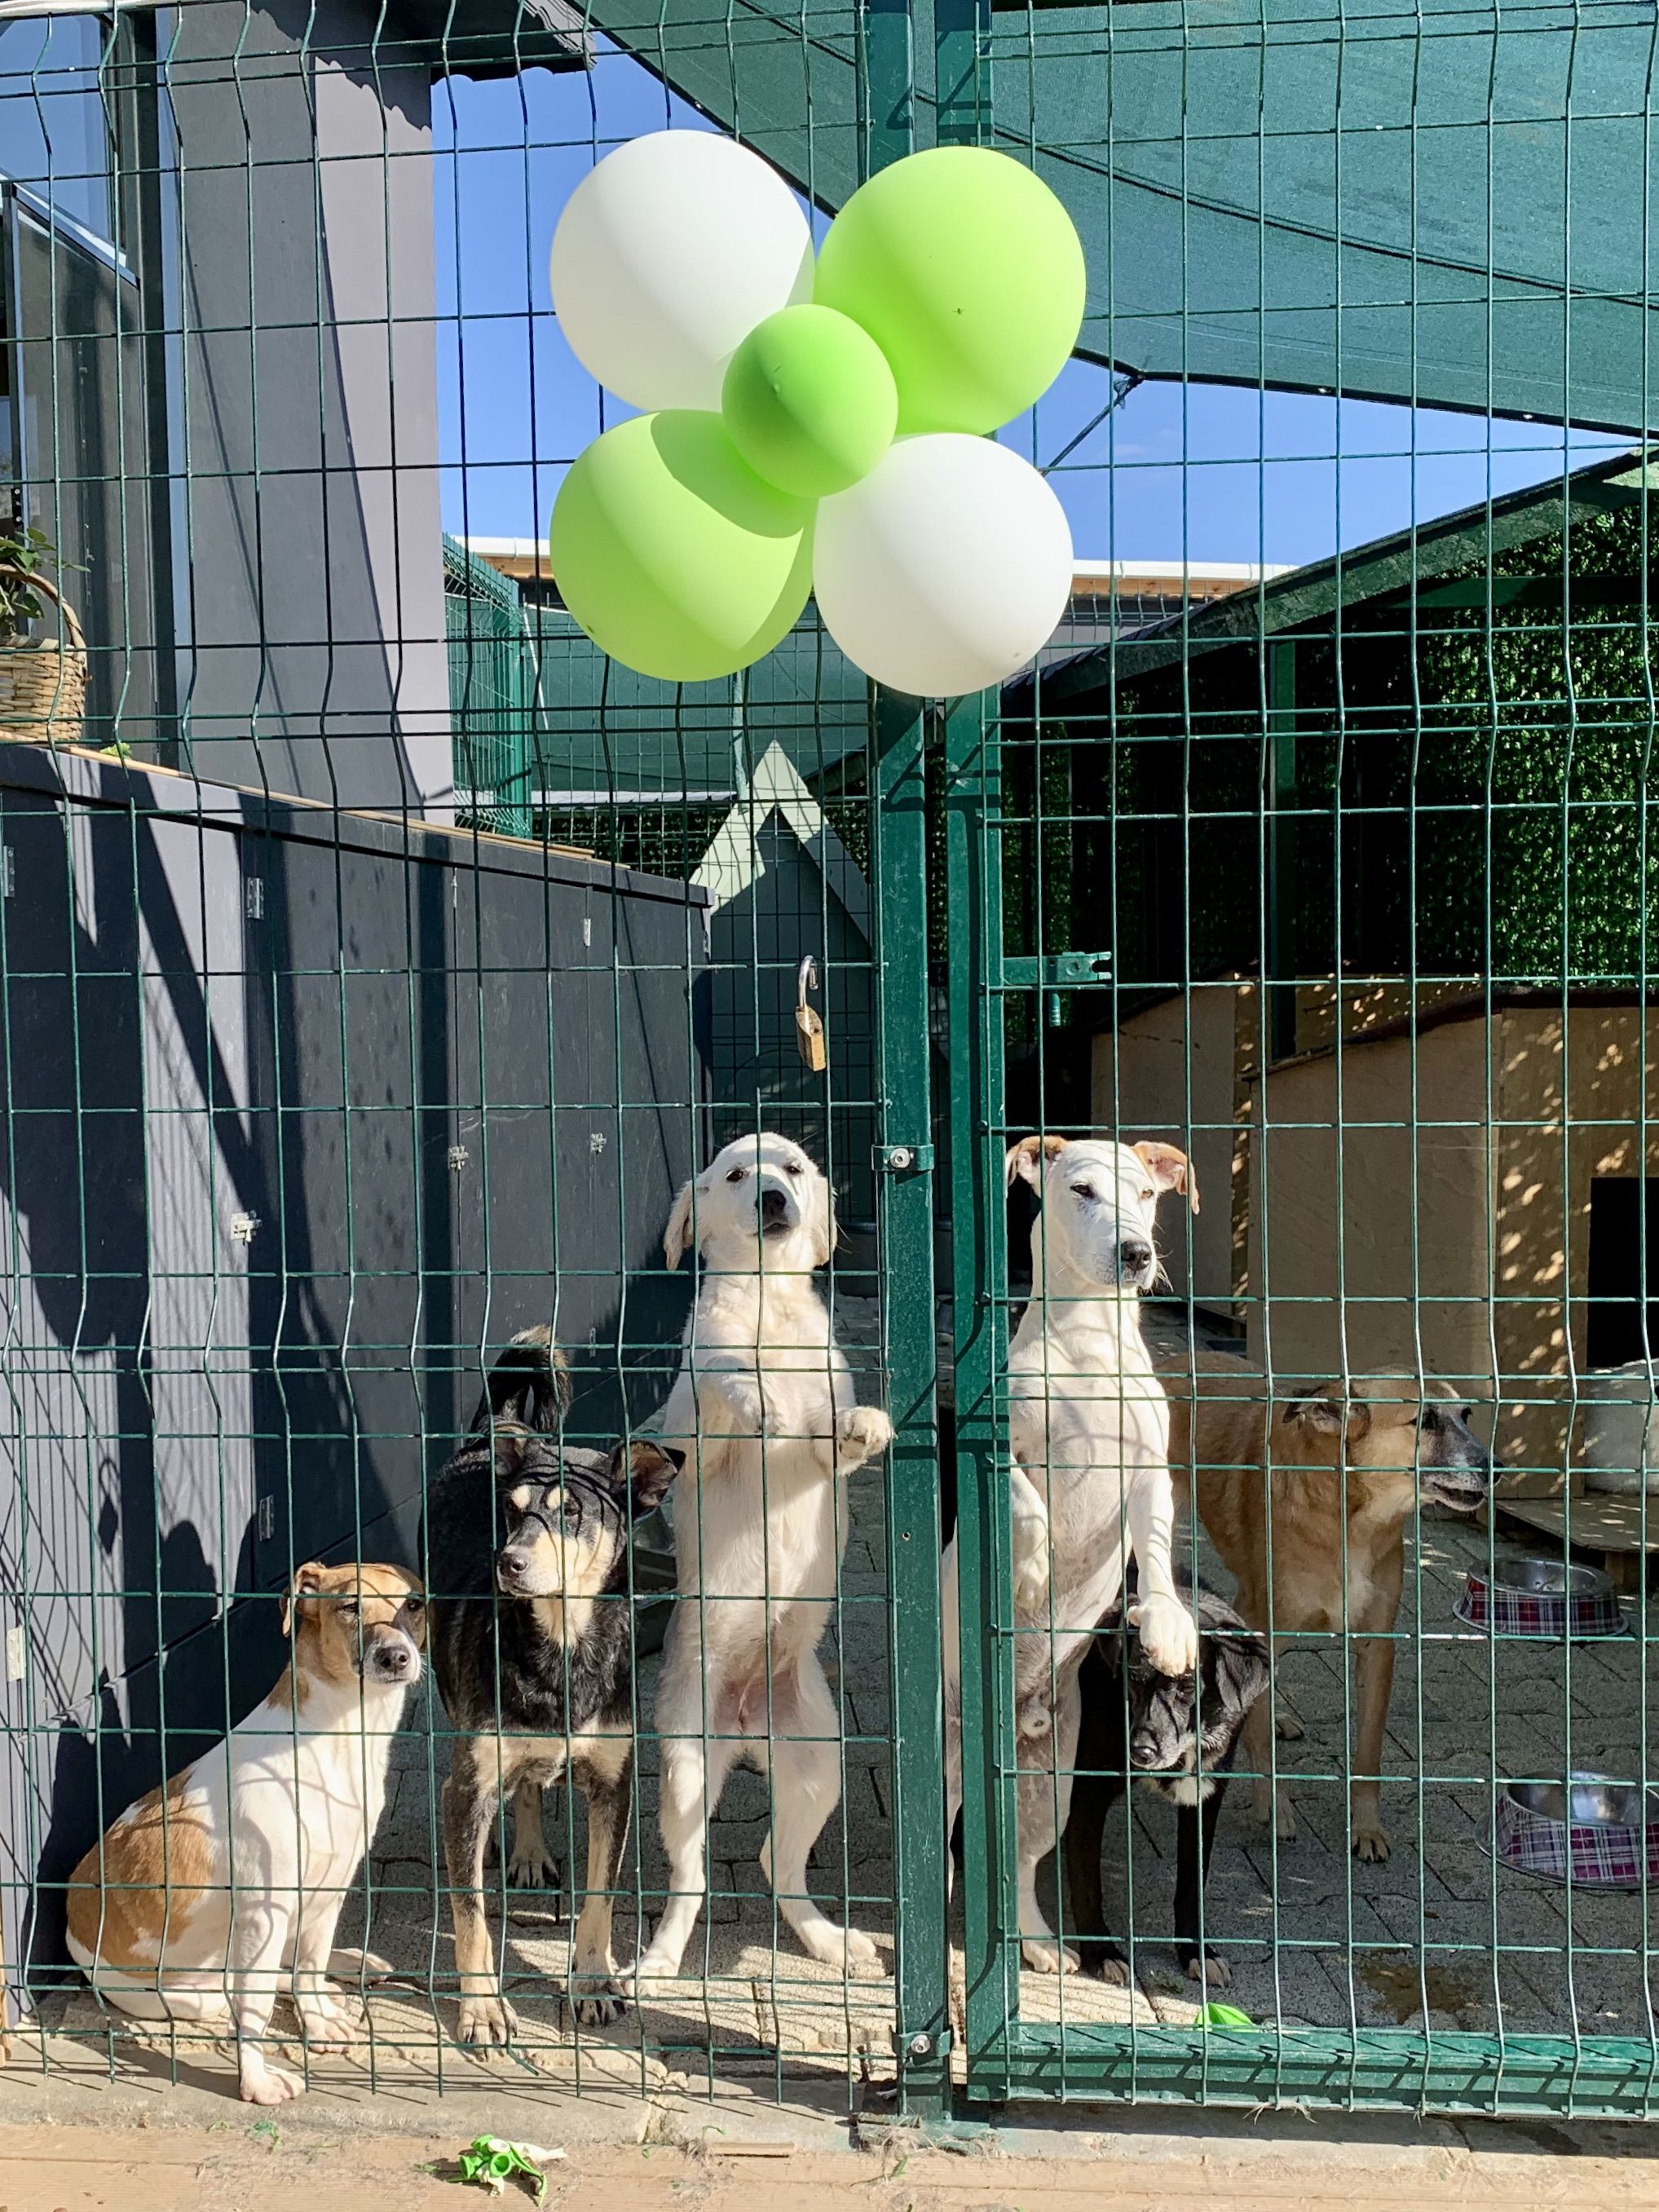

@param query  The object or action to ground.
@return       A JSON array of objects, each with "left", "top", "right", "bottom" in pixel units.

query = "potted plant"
[{"left": 0, "top": 510, "right": 86, "bottom": 748}]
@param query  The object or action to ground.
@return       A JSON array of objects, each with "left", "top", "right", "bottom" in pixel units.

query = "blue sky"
[{"left": 433, "top": 54, "right": 1626, "bottom": 572}]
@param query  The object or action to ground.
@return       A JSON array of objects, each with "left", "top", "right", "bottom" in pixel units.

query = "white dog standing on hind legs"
[
  {"left": 942, "top": 1134, "right": 1201, "bottom": 1976},
  {"left": 634, "top": 1132, "right": 893, "bottom": 1987}
]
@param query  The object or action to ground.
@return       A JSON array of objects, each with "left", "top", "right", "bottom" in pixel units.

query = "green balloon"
[
  {"left": 814, "top": 145, "right": 1085, "bottom": 436},
  {"left": 550, "top": 411, "right": 813, "bottom": 684},
  {"left": 721, "top": 304, "right": 898, "bottom": 498}
]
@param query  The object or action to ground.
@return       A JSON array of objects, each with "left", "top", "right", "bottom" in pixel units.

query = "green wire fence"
[{"left": 0, "top": 0, "right": 1657, "bottom": 2130}]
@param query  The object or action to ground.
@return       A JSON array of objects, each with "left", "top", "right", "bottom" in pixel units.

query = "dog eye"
[
  {"left": 726, "top": 1167, "right": 745, "bottom": 1184},
  {"left": 785, "top": 1161, "right": 802, "bottom": 1177},
  {"left": 1071, "top": 1183, "right": 1096, "bottom": 1202},
  {"left": 403, "top": 1596, "right": 425, "bottom": 1617},
  {"left": 1140, "top": 1186, "right": 1155, "bottom": 1203},
  {"left": 562, "top": 1498, "right": 582, "bottom": 1523}
]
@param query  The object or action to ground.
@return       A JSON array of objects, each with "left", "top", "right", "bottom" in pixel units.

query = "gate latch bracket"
[
  {"left": 999, "top": 950, "right": 1112, "bottom": 990},
  {"left": 893, "top": 2026, "right": 953, "bottom": 2060},
  {"left": 876, "top": 1143, "right": 935, "bottom": 1176}
]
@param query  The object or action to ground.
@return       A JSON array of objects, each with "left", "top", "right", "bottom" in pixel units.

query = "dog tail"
[{"left": 470, "top": 1324, "right": 571, "bottom": 1436}]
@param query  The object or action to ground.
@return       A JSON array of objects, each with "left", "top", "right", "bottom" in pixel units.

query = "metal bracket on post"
[
  {"left": 997, "top": 950, "right": 1112, "bottom": 990},
  {"left": 893, "top": 2026, "right": 955, "bottom": 2060},
  {"left": 876, "top": 1142, "right": 935, "bottom": 1175}
]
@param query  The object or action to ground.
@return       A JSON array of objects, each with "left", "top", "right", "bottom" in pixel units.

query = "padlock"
[{"left": 796, "top": 955, "right": 827, "bottom": 1073}]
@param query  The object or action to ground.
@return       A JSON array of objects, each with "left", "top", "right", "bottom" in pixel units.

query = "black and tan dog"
[
  {"left": 1063, "top": 1570, "right": 1269, "bottom": 1989},
  {"left": 428, "top": 1328, "right": 678, "bottom": 2043}
]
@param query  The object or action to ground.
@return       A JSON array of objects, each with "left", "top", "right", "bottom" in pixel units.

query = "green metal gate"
[{"left": 865, "top": 0, "right": 1659, "bottom": 2126}]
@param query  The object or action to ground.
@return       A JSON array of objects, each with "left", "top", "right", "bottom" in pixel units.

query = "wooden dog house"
[{"left": 1099, "top": 984, "right": 1659, "bottom": 1521}]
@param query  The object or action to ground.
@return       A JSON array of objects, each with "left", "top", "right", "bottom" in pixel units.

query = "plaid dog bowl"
[
  {"left": 1455, "top": 1554, "right": 1626, "bottom": 1640},
  {"left": 1497, "top": 1777, "right": 1659, "bottom": 1889}
]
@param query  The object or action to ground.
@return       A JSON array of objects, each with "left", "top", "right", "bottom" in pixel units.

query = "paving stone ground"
[{"left": 29, "top": 1301, "right": 1659, "bottom": 2101}]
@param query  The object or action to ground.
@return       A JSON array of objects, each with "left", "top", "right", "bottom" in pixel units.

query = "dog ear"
[
  {"left": 1213, "top": 1627, "right": 1272, "bottom": 1720},
  {"left": 281, "top": 1561, "right": 326, "bottom": 1638},
  {"left": 611, "top": 1438, "right": 682, "bottom": 1518},
  {"left": 1005, "top": 1133, "right": 1066, "bottom": 1190},
  {"left": 491, "top": 1427, "right": 533, "bottom": 1482},
  {"left": 1134, "top": 1140, "right": 1198, "bottom": 1215},
  {"left": 1284, "top": 1390, "right": 1371, "bottom": 1444},
  {"left": 813, "top": 1185, "right": 836, "bottom": 1270},
  {"left": 664, "top": 1180, "right": 696, "bottom": 1269}
]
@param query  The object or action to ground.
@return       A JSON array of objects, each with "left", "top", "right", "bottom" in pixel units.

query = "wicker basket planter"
[{"left": 0, "top": 567, "right": 87, "bottom": 747}]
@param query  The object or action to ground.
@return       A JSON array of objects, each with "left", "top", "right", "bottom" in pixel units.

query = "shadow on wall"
[
  {"left": 0, "top": 769, "right": 410, "bottom": 1987},
  {"left": 0, "top": 756, "right": 704, "bottom": 2007}
]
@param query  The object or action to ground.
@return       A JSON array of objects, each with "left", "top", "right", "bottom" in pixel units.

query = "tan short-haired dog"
[
  {"left": 1165, "top": 1352, "right": 1490, "bottom": 1861},
  {"left": 66, "top": 1561, "right": 425, "bottom": 2103}
]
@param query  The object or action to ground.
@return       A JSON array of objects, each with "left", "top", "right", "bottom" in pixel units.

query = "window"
[{"left": 0, "top": 13, "right": 114, "bottom": 245}]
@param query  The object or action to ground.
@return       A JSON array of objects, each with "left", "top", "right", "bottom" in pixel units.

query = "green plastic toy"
[
  {"left": 1196, "top": 2002, "right": 1255, "bottom": 2030},
  {"left": 455, "top": 2135, "right": 566, "bottom": 2204}
]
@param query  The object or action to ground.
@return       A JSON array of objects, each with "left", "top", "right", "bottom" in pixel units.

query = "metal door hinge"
[{"left": 245, "top": 876, "right": 264, "bottom": 920}]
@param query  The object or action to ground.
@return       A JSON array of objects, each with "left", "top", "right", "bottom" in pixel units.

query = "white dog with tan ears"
[
  {"left": 65, "top": 1561, "right": 424, "bottom": 2103},
  {"left": 942, "top": 1135, "right": 1201, "bottom": 1972},
  {"left": 636, "top": 1131, "right": 893, "bottom": 1985}
]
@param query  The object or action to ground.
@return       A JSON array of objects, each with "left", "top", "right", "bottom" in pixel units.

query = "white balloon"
[
  {"left": 549, "top": 130, "right": 814, "bottom": 414},
  {"left": 812, "top": 435, "right": 1074, "bottom": 696}
]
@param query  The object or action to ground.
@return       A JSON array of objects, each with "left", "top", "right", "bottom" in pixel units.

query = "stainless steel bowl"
[
  {"left": 1454, "top": 1552, "right": 1626, "bottom": 1639},
  {"left": 1490, "top": 1556, "right": 1614, "bottom": 1603},
  {"left": 1508, "top": 1774, "right": 1659, "bottom": 1828},
  {"left": 1497, "top": 1770, "right": 1659, "bottom": 1887}
]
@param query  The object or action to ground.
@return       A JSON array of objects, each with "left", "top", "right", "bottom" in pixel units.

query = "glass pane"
[{"left": 0, "top": 14, "right": 113, "bottom": 245}]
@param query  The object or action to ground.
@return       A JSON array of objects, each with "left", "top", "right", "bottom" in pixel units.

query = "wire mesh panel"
[
  {"left": 2, "top": 0, "right": 1659, "bottom": 2135},
  {"left": 941, "top": 0, "right": 1659, "bottom": 2125},
  {"left": 0, "top": 0, "right": 942, "bottom": 2117}
]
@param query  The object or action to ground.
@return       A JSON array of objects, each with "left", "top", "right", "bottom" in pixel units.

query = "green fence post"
[{"left": 863, "top": 0, "right": 950, "bottom": 2121}]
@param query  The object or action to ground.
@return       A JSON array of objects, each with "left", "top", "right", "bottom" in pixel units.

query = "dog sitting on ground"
[
  {"left": 943, "top": 1134, "right": 1202, "bottom": 1976},
  {"left": 1062, "top": 1569, "right": 1269, "bottom": 1989},
  {"left": 633, "top": 1132, "right": 893, "bottom": 1987},
  {"left": 1166, "top": 1350, "right": 1493, "bottom": 1861},
  {"left": 428, "top": 1326, "right": 678, "bottom": 2044},
  {"left": 66, "top": 1560, "right": 426, "bottom": 2104}
]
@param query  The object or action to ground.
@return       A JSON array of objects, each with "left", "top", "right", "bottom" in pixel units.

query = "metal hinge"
[
  {"left": 875, "top": 1143, "right": 934, "bottom": 1175},
  {"left": 999, "top": 951, "right": 1111, "bottom": 990}
]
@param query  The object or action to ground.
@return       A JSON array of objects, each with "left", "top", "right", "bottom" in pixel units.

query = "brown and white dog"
[
  {"left": 66, "top": 1561, "right": 425, "bottom": 2103},
  {"left": 1166, "top": 1351, "right": 1492, "bottom": 1860}
]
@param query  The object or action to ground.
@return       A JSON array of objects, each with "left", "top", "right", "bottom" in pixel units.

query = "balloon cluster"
[{"left": 548, "top": 131, "right": 1086, "bottom": 697}]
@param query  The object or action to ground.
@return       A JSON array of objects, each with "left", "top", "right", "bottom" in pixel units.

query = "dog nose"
[
  {"left": 497, "top": 1549, "right": 531, "bottom": 1584},
  {"left": 1130, "top": 1729, "right": 1162, "bottom": 1765},
  {"left": 377, "top": 1642, "right": 414, "bottom": 1676},
  {"left": 761, "top": 1187, "right": 787, "bottom": 1221},
  {"left": 1121, "top": 1238, "right": 1154, "bottom": 1275}
]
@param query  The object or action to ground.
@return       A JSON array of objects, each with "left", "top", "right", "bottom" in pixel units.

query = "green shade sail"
[{"left": 587, "top": 0, "right": 1659, "bottom": 432}]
